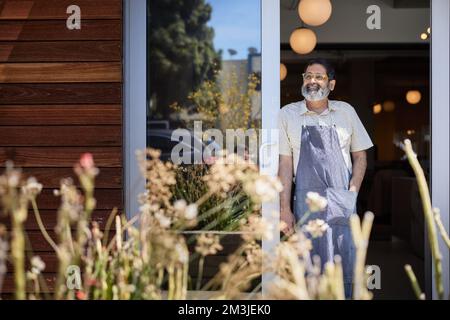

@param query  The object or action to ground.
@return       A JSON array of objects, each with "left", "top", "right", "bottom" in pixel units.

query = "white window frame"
[
  {"left": 431, "top": 0, "right": 449, "bottom": 299},
  {"left": 260, "top": 0, "right": 281, "bottom": 297},
  {"left": 124, "top": 0, "right": 450, "bottom": 299},
  {"left": 124, "top": 0, "right": 147, "bottom": 221}
]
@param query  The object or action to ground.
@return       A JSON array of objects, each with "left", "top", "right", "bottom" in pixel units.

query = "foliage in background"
[
  {"left": 171, "top": 164, "right": 253, "bottom": 231},
  {"left": 147, "top": 0, "right": 221, "bottom": 119},
  {"left": 171, "top": 68, "right": 261, "bottom": 131}
]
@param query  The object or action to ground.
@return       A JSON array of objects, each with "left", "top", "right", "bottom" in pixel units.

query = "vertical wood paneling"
[{"left": 0, "top": 0, "right": 124, "bottom": 294}]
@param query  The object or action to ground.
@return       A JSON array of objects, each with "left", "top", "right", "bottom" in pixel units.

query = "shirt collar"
[{"left": 298, "top": 100, "right": 337, "bottom": 115}]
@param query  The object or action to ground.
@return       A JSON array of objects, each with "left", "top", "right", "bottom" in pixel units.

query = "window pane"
[{"left": 147, "top": 0, "right": 262, "bottom": 232}]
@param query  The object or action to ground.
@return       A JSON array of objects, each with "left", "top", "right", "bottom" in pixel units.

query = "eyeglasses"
[{"left": 302, "top": 72, "right": 328, "bottom": 82}]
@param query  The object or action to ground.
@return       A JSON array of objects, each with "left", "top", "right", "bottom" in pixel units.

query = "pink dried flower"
[
  {"left": 80, "top": 153, "right": 95, "bottom": 170},
  {"left": 76, "top": 291, "right": 87, "bottom": 300}
]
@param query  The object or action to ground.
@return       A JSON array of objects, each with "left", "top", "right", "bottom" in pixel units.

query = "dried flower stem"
[
  {"left": 350, "top": 212, "right": 374, "bottom": 300},
  {"left": 0, "top": 226, "right": 8, "bottom": 298},
  {"left": 103, "top": 208, "right": 118, "bottom": 247},
  {"left": 405, "top": 264, "right": 425, "bottom": 300},
  {"left": 31, "top": 198, "right": 59, "bottom": 253},
  {"left": 65, "top": 224, "right": 75, "bottom": 256},
  {"left": 31, "top": 197, "right": 70, "bottom": 300},
  {"left": 115, "top": 216, "right": 122, "bottom": 251},
  {"left": 183, "top": 260, "right": 189, "bottom": 298},
  {"left": 333, "top": 259, "right": 346, "bottom": 300},
  {"left": 106, "top": 214, "right": 140, "bottom": 252},
  {"left": 196, "top": 256, "right": 205, "bottom": 291},
  {"left": 403, "top": 139, "right": 444, "bottom": 299},
  {"left": 433, "top": 209, "right": 450, "bottom": 250},
  {"left": 200, "top": 244, "right": 246, "bottom": 291},
  {"left": 11, "top": 199, "right": 28, "bottom": 300},
  {"left": 167, "top": 264, "right": 175, "bottom": 300},
  {"left": 32, "top": 277, "right": 40, "bottom": 299}
]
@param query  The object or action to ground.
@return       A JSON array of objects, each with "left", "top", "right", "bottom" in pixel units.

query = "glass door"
[
  {"left": 146, "top": 0, "right": 281, "bottom": 291},
  {"left": 126, "top": 0, "right": 450, "bottom": 299}
]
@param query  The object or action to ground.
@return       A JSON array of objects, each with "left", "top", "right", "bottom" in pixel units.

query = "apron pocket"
[{"left": 325, "top": 188, "right": 357, "bottom": 225}]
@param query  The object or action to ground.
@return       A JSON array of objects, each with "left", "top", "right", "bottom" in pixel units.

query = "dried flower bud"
[
  {"left": 21, "top": 178, "right": 43, "bottom": 199},
  {"left": 303, "top": 219, "right": 329, "bottom": 238},
  {"left": 305, "top": 192, "right": 327, "bottom": 213},
  {"left": 195, "top": 233, "right": 223, "bottom": 256},
  {"left": 30, "top": 256, "right": 46, "bottom": 274},
  {"left": 155, "top": 211, "right": 171, "bottom": 228},
  {"left": 184, "top": 204, "right": 198, "bottom": 220},
  {"left": 175, "top": 243, "right": 188, "bottom": 264},
  {"left": 75, "top": 153, "right": 99, "bottom": 178},
  {"left": 173, "top": 199, "right": 187, "bottom": 212},
  {"left": 240, "top": 215, "right": 273, "bottom": 241}
]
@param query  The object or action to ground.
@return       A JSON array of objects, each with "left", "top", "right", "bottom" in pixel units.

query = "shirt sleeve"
[
  {"left": 278, "top": 109, "right": 293, "bottom": 156},
  {"left": 349, "top": 106, "right": 374, "bottom": 152}
]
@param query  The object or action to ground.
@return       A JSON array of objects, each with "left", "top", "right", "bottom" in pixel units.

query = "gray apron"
[{"left": 294, "top": 110, "right": 357, "bottom": 299}]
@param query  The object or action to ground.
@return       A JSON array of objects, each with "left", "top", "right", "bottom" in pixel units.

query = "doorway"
[
  {"left": 280, "top": 0, "right": 430, "bottom": 299},
  {"left": 124, "top": 0, "right": 450, "bottom": 299}
]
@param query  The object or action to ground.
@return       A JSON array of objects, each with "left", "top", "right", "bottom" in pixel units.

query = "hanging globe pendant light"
[
  {"left": 298, "top": 0, "right": 333, "bottom": 27},
  {"left": 406, "top": 90, "right": 422, "bottom": 105},
  {"left": 289, "top": 28, "right": 317, "bottom": 55}
]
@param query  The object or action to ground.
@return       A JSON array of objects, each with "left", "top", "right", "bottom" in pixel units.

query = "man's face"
[{"left": 301, "top": 64, "right": 336, "bottom": 102}]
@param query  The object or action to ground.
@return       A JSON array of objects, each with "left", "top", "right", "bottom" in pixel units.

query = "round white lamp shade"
[
  {"left": 298, "top": 0, "right": 332, "bottom": 27},
  {"left": 289, "top": 28, "right": 317, "bottom": 55},
  {"left": 406, "top": 90, "right": 422, "bottom": 104},
  {"left": 280, "top": 63, "right": 288, "bottom": 81}
]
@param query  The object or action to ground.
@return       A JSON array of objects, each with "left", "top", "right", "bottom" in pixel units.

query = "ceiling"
[
  {"left": 281, "top": 0, "right": 430, "bottom": 44},
  {"left": 281, "top": 0, "right": 430, "bottom": 10}
]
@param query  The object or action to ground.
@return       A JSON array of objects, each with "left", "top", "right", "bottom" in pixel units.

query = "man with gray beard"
[{"left": 278, "top": 59, "right": 373, "bottom": 298}]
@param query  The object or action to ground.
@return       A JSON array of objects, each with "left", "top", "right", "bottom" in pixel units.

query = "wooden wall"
[{"left": 0, "top": 0, "right": 124, "bottom": 295}]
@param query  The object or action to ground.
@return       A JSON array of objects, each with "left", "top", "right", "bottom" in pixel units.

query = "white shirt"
[{"left": 278, "top": 100, "right": 374, "bottom": 177}]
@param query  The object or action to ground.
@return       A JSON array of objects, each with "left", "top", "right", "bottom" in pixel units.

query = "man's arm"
[
  {"left": 279, "top": 155, "right": 295, "bottom": 235},
  {"left": 349, "top": 150, "right": 367, "bottom": 192}
]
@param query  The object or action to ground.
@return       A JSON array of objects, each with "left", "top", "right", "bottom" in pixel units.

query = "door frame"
[
  {"left": 431, "top": 0, "right": 449, "bottom": 299},
  {"left": 260, "top": 0, "right": 281, "bottom": 296},
  {"left": 124, "top": 0, "right": 147, "bottom": 221}
]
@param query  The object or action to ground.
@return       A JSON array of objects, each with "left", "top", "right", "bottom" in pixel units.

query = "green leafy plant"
[
  {"left": 170, "top": 67, "right": 261, "bottom": 131},
  {"left": 171, "top": 164, "right": 253, "bottom": 231}
]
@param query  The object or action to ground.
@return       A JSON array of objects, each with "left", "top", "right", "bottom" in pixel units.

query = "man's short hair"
[{"left": 304, "top": 58, "right": 336, "bottom": 80}]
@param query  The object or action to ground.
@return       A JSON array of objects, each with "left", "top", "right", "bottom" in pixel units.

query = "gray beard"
[{"left": 302, "top": 85, "right": 331, "bottom": 101}]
